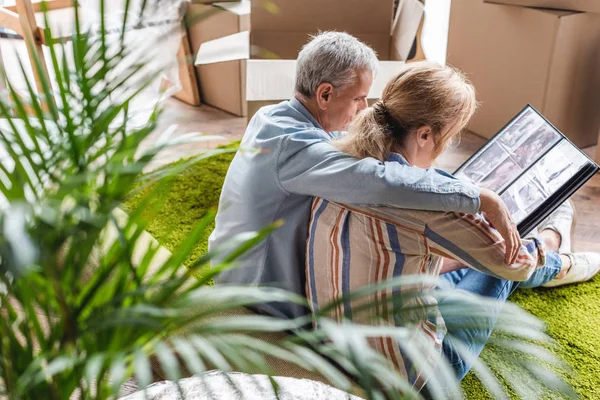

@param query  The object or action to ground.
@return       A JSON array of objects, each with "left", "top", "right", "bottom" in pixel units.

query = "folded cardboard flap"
[
  {"left": 391, "top": 0, "right": 424, "bottom": 61},
  {"left": 483, "top": 0, "right": 600, "bottom": 13},
  {"left": 216, "top": 1, "right": 251, "bottom": 16},
  {"left": 196, "top": 31, "right": 250, "bottom": 65}
]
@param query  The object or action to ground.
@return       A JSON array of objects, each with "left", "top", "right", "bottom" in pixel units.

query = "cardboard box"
[
  {"left": 250, "top": 0, "right": 423, "bottom": 61},
  {"left": 196, "top": 31, "right": 413, "bottom": 119},
  {"left": 184, "top": 1, "right": 250, "bottom": 114},
  {"left": 245, "top": 59, "right": 411, "bottom": 119},
  {"left": 596, "top": 129, "right": 600, "bottom": 164},
  {"left": 483, "top": 0, "right": 600, "bottom": 13},
  {"left": 195, "top": 31, "right": 249, "bottom": 116},
  {"left": 447, "top": 0, "right": 600, "bottom": 147},
  {"left": 194, "top": 0, "right": 423, "bottom": 116}
]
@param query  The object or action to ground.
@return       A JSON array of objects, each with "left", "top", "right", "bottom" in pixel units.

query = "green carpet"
[{"left": 124, "top": 146, "right": 600, "bottom": 399}]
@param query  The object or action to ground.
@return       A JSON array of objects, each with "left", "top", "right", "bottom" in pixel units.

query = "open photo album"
[{"left": 454, "top": 105, "right": 599, "bottom": 237}]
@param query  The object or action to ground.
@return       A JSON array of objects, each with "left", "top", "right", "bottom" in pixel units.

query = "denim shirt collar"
[
  {"left": 289, "top": 97, "right": 324, "bottom": 131},
  {"left": 386, "top": 152, "right": 410, "bottom": 165}
]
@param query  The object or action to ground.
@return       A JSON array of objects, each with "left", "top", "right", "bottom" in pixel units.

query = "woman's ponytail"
[{"left": 334, "top": 106, "right": 396, "bottom": 163}]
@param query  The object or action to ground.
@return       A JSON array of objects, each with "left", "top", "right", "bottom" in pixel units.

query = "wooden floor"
[
  {"left": 139, "top": 99, "right": 247, "bottom": 172},
  {"left": 152, "top": 99, "right": 600, "bottom": 253}
]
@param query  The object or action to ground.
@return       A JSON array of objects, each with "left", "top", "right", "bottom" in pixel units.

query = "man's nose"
[{"left": 358, "top": 98, "right": 368, "bottom": 112}]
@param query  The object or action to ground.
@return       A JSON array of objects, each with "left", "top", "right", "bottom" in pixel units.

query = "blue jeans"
[{"left": 436, "top": 251, "right": 562, "bottom": 381}]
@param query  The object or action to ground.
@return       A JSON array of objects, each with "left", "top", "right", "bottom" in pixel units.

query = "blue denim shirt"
[{"left": 208, "top": 98, "right": 481, "bottom": 319}]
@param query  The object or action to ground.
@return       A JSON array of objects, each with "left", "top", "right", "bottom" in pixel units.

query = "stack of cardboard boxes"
[
  {"left": 185, "top": 0, "right": 425, "bottom": 119},
  {"left": 186, "top": 1, "right": 251, "bottom": 115},
  {"left": 446, "top": 0, "right": 600, "bottom": 151}
]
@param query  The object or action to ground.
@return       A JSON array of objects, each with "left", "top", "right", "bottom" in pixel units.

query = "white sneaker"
[
  {"left": 537, "top": 200, "right": 576, "bottom": 253},
  {"left": 542, "top": 252, "right": 600, "bottom": 288}
]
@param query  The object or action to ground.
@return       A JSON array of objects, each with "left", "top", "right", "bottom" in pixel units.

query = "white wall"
[{"left": 421, "top": 0, "right": 452, "bottom": 65}]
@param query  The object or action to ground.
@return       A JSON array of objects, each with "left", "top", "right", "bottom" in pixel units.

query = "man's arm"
[
  {"left": 276, "top": 133, "right": 481, "bottom": 213},
  {"left": 276, "top": 132, "right": 521, "bottom": 264},
  {"left": 424, "top": 211, "right": 545, "bottom": 282}
]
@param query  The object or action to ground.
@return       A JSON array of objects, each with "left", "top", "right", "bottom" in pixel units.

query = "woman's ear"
[
  {"left": 416, "top": 126, "right": 433, "bottom": 148},
  {"left": 315, "top": 82, "right": 334, "bottom": 110}
]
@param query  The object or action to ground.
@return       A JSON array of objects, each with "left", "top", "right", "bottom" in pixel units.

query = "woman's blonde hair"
[{"left": 335, "top": 61, "right": 478, "bottom": 162}]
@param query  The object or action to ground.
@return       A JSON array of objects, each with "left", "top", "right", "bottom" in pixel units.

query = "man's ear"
[
  {"left": 315, "top": 82, "right": 334, "bottom": 110},
  {"left": 416, "top": 126, "right": 433, "bottom": 148}
]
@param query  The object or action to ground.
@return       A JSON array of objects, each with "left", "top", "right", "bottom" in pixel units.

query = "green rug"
[{"left": 124, "top": 147, "right": 600, "bottom": 399}]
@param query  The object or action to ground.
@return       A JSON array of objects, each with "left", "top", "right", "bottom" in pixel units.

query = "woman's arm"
[{"left": 424, "top": 211, "right": 545, "bottom": 282}]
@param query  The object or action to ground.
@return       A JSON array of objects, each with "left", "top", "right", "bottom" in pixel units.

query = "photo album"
[{"left": 454, "top": 105, "right": 599, "bottom": 237}]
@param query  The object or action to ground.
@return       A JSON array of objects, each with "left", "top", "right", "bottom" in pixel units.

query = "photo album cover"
[{"left": 454, "top": 105, "right": 599, "bottom": 237}]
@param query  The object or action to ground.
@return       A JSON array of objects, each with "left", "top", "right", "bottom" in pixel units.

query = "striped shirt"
[{"left": 305, "top": 154, "right": 546, "bottom": 389}]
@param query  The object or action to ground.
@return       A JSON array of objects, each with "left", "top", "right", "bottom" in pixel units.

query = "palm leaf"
[{"left": 0, "top": 1, "right": 577, "bottom": 400}]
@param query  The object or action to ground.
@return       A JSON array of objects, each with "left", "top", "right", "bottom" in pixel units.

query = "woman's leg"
[
  {"left": 519, "top": 251, "right": 563, "bottom": 288},
  {"left": 436, "top": 252, "right": 562, "bottom": 380},
  {"left": 420, "top": 269, "right": 521, "bottom": 400},
  {"left": 422, "top": 204, "right": 575, "bottom": 395},
  {"left": 437, "top": 268, "right": 520, "bottom": 380},
  {"left": 433, "top": 218, "right": 567, "bottom": 381}
]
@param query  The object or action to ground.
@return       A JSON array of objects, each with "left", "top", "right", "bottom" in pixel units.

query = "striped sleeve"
[{"left": 424, "top": 212, "right": 546, "bottom": 281}]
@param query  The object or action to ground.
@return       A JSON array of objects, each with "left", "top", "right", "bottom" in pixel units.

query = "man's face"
[{"left": 323, "top": 69, "right": 373, "bottom": 132}]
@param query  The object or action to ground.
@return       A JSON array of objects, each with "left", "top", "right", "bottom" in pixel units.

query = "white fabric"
[
  {"left": 119, "top": 372, "right": 364, "bottom": 400},
  {"left": 542, "top": 252, "right": 600, "bottom": 287},
  {"left": 420, "top": 0, "right": 451, "bottom": 65},
  {"left": 1, "top": 0, "right": 184, "bottom": 129},
  {"left": 537, "top": 200, "right": 575, "bottom": 254}
]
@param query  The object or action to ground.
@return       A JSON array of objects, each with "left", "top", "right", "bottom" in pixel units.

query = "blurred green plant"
[{"left": 0, "top": 0, "right": 577, "bottom": 399}]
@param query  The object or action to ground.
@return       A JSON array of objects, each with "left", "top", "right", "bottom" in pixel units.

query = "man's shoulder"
[{"left": 251, "top": 101, "right": 327, "bottom": 139}]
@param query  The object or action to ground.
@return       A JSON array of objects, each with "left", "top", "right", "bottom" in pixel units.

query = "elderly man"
[{"left": 208, "top": 32, "right": 520, "bottom": 320}]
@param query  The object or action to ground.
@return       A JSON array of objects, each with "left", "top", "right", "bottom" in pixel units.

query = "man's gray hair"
[{"left": 295, "top": 32, "right": 379, "bottom": 98}]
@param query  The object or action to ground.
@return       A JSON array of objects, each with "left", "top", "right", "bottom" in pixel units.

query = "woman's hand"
[{"left": 479, "top": 188, "right": 521, "bottom": 265}]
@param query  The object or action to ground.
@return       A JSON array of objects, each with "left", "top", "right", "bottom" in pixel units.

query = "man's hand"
[{"left": 479, "top": 188, "right": 520, "bottom": 264}]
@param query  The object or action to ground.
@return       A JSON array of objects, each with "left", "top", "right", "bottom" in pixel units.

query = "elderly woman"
[
  {"left": 209, "top": 32, "right": 520, "bottom": 320},
  {"left": 305, "top": 61, "right": 600, "bottom": 390}
]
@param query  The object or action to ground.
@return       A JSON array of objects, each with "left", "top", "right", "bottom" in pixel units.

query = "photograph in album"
[{"left": 454, "top": 105, "right": 599, "bottom": 236}]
